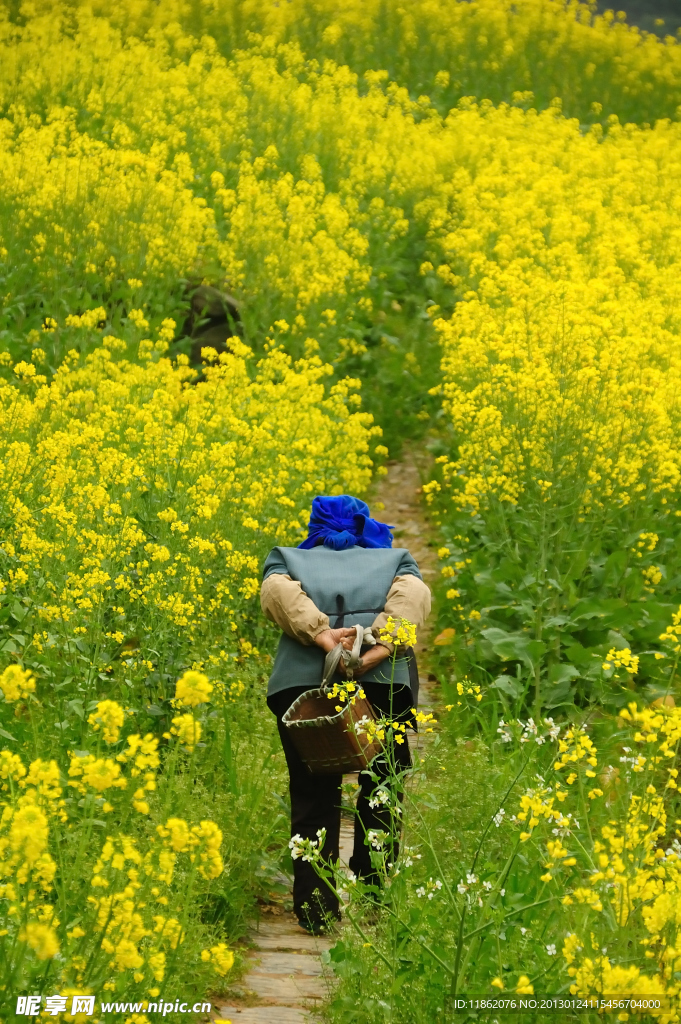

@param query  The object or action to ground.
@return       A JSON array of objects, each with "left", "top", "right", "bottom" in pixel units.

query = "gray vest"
[{"left": 263, "top": 546, "right": 421, "bottom": 698}]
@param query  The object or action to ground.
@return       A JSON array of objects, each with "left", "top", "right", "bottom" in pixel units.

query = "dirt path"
[{"left": 216, "top": 448, "right": 438, "bottom": 1024}]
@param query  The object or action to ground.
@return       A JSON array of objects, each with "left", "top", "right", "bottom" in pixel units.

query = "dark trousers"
[{"left": 268, "top": 683, "right": 413, "bottom": 927}]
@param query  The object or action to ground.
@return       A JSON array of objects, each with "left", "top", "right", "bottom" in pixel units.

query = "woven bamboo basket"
[
  {"left": 283, "top": 688, "right": 383, "bottom": 774},
  {"left": 282, "top": 624, "right": 384, "bottom": 775}
]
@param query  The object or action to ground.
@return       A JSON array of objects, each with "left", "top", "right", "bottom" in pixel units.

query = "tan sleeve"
[
  {"left": 372, "top": 574, "right": 432, "bottom": 652},
  {"left": 260, "top": 573, "right": 330, "bottom": 646}
]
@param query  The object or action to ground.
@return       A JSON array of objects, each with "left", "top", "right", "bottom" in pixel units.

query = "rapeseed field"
[{"left": 1, "top": 0, "right": 681, "bottom": 1020}]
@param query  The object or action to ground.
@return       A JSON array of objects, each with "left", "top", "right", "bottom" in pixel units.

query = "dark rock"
[
  {"left": 180, "top": 281, "right": 242, "bottom": 369},
  {"left": 190, "top": 284, "right": 240, "bottom": 321}
]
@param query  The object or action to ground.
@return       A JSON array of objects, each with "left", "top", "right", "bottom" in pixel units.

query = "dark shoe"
[
  {"left": 297, "top": 908, "right": 341, "bottom": 935},
  {"left": 297, "top": 917, "right": 329, "bottom": 936}
]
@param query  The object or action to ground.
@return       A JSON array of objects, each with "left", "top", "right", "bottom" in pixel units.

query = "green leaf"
[
  {"left": 544, "top": 615, "right": 570, "bottom": 628},
  {"left": 607, "top": 629, "right": 630, "bottom": 651},
  {"left": 481, "top": 628, "right": 546, "bottom": 669},
  {"left": 490, "top": 674, "right": 524, "bottom": 699},
  {"left": 0, "top": 725, "right": 16, "bottom": 741},
  {"left": 67, "top": 699, "right": 85, "bottom": 720},
  {"left": 526, "top": 639, "right": 547, "bottom": 664},
  {"left": 569, "top": 598, "right": 625, "bottom": 622},
  {"left": 543, "top": 677, "right": 575, "bottom": 709},
  {"left": 548, "top": 664, "right": 581, "bottom": 685},
  {"left": 11, "top": 600, "right": 28, "bottom": 622},
  {"left": 564, "top": 642, "right": 593, "bottom": 667},
  {"left": 145, "top": 704, "right": 165, "bottom": 716}
]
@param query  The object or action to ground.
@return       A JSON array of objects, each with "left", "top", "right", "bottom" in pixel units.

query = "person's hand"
[
  {"left": 352, "top": 643, "right": 391, "bottom": 677},
  {"left": 314, "top": 627, "right": 357, "bottom": 653}
]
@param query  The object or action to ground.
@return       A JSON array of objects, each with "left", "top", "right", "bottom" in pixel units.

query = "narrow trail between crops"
[{"left": 216, "top": 447, "right": 438, "bottom": 1024}]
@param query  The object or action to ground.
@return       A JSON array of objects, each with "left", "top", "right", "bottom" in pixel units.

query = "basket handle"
[{"left": 321, "top": 623, "right": 364, "bottom": 691}]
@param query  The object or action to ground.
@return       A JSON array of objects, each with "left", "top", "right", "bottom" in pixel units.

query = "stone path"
[{"left": 215, "top": 448, "right": 437, "bottom": 1024}]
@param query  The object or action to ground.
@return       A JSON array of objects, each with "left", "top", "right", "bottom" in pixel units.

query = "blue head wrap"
[{"left": 298, "top": 495, "right": 394, "bottom": 550}]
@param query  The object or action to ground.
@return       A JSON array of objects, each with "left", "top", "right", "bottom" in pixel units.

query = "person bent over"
[{"left": 261, "top": 494, "right": 431, "bottom": 934}]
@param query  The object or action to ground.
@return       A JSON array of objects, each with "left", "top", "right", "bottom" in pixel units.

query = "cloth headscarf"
[{"left": 298, "top": 495, "right": 394, "bottom": 550}]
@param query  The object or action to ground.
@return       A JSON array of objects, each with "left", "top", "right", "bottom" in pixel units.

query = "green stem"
[
  {"left": 462, "top": 895, "right": 560, "bottom": 942},
  {"left": 222, "top": 705, "right": 236, "bottom": 794}
]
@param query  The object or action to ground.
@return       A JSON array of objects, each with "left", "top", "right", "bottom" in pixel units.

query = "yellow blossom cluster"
[
  {"left": 568, "top": 957, "right": 670, "bottom": 1013},
  {"left": 634, "top": 532, "right": 659, "bottom": 556},
  {"left": 515, "top": 975, "right": 534, "bottom": 996},
  {"left": 62, "top": 706, "right": 161, "bottom": 820},
  {"left": 0, "top": 340, "right": 376, "bottom": 665},
  {"left": 563, "top": 789, "right": 681, "bottom": 1007},
  {"left": 2, "top": 0, "right": 675, "bottom": 386},
  {"left": 659, "top": 605, "right": 681, "bottom": 654},
  {"left": 174, "top": 670, "right": 213, "bottom": 708},
  {"left": 0, "top": 6, "right": 676, "bottom": 571},
  {"left": 355, "top": 716, "right": 386, "bottom": 746},
  {"left": 618, "top": 703, "right": 681, "bottom": 788},
  {"left": 602, "top": 648, "right": 640, "bottom": 676},
  {"left": 0, "top": 719, "right": 225, "bottom": 996},
  {"left": 540, "top": 836, "right": 576, "bottom": 883},
  {"left": 69, "top": 754, "right": 127, "bottom": 796},
  {"left": 0, "top": 664, "right": 36, "bottom": 702},
  {"left": 642, "top": 565, "right": 663, "bottom": 592},
  {"left": 201, "top": 942, "right": 235, "bottom": 976},
  {"left": 64, "top": 0, "right": 681, "bottom": 125},
  {"left": 431, "top": 106, "right": 681, "bottom": 521},
  {"left": 87, "top": 699, "right": 126, "bottom": 744},
  {"left": 326, "top": 680, "right": 366, "bottom": 711},
  {"left": 489, "top": 700, "right": 681, "bottom": 1004},
  {"left": 448, "top": 679, "right": 483, "bottom": 707},
  {"left": 553, "top": 726, "right": 599, "bottom": 785},
  {"left": 378, "top": 616, "right": 418, "bottom": 649},
  {"left": 526, "top": 703, "right": 681, "bottom": 1007},
  {"left": 0, "top": 16, "right": 413, "bottom": 353},
  {"left": 156, "top": 818, "right": 224, "bottom": 880},
  {"left": 411, "top": 710, "right": 437, "bottom": 732},
  {"left": 166, "top": 714, "right": 202, "bottom": 752},
  {"left": 516, "top": 783, "right": 570, "bottom": 843}
]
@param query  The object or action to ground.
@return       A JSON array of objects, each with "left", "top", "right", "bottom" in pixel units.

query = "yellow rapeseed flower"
[
  {"left": 19, "top": 921, "right": 59, "bottom": 959},
  {"left": 88, "top": 700, "right": 125, "bottom": 744},
  {"left": 174, "top": 670, "right": 213, "bottom": 707},
  {"left": 201, "top": 942, "right": 235, "bottom": 976},
  {"left": 0, "top": 665, "right": 35, "bottom": 702}
]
